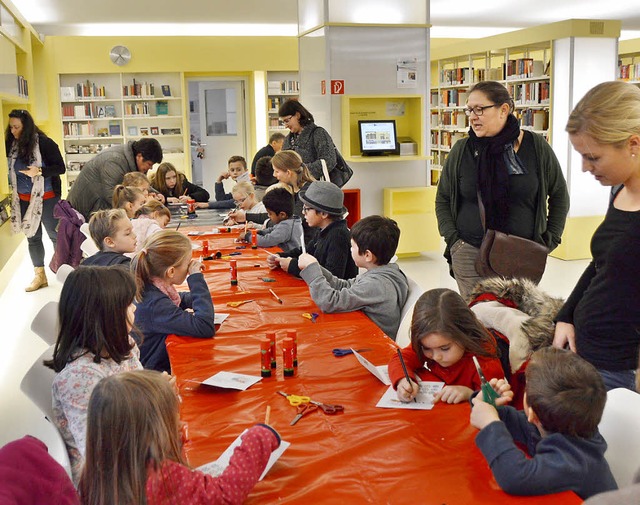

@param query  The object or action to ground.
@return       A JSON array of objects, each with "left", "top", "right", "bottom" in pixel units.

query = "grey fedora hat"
[{"left": 299, "top": 181, "right": 347, "bottom": 216}]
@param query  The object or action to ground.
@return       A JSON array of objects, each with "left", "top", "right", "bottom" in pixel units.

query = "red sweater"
[
  {"left": 388, "top": 345, "right": 505, "bottom": 391},
  {"left": 146, "top": 425, "right": 279, "bottom": 505}
]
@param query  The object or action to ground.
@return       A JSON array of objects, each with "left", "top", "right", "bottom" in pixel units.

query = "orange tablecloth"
[{"left": 167, "top": 228, "right": 581, "bottom": 505}]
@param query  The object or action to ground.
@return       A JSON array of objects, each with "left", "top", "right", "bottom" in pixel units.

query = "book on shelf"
[
  {"left": 268, "top": 80, "right": 299, "bottom": 94},
  {"left": 156, "top": 101, "right": 169, "bottom": 115},
  {"left": 105, "top": 105, "right": 117, "bottom": 117},
  {"left": 17, "top": 76, "right": 28, "bottom": 98},
  {"left": 124, "top": 102, "right": 150, "bottom": 116},
  {"left": 74, "top": 80, "right": 106, "bottom": 99},
  {"left": 123, "top": 79, "right": 155, "bottom": 98},
  {"left": 64, "top": 122, "right": 95, "bottom": 137},
  {"left": 97, "top": 127, "right": 109, "bottom": 137},
  {"left": 160, "top": 127, "right": 181, "bottom": 135},
  {"left": 161, "top": 84, "right": 171, "bottom": 97},
  {"left": 109, "top": 122, "right": 121, "bottom": 136}
]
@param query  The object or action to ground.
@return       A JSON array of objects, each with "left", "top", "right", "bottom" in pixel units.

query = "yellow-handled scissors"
[
  {"left": 226, "top": 299, "right": 254, "bottom": 308},
  {"left": 277, "top": 391, "right": 310, "bottom": 406}
]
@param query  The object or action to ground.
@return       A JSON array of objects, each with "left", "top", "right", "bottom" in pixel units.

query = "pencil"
[
  {"left": 300, "top": 231, "right": 306, "bottom": 255},
  {"left": 182, "top": 188, "right": 188, "bottom": 196},
  {"left": 264, "top": 405, "right": 271, "bottom": 425},
  {"left": 397, "top": 348, "right": 417, "bottom": 402},
  {"left": 175, "top": 221, "right": 182, "bottom": 231},
  {"left": 269, "top": 288, "right": 283, "bottom": 304}
]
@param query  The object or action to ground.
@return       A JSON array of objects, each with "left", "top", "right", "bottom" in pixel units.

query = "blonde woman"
[{"left": 554, "top": 81, "right": 640, "bottom": 392}]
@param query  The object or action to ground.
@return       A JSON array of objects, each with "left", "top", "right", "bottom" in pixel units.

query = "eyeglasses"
[
  {"left": 301, "top": 206, "right": 316, "bottom": 214},
  {"left": 234, "top": 196, "right": 248, "bottom": 205},
  {"left": 464, "top": 104, "right": 498, "bottom": 117},
  {"left": 280, "top": 115, "right": 293, "bottom": 125}
]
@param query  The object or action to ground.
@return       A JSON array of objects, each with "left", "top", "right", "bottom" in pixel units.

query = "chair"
[
  {"left": 598, "top": 387, "right": 640, "bottom": 487},
  {"left": 31, "top": 301, "right": 59, "bottom": 346},
  {"left": 19, "top": 345, "right": 72, "bottom": 478},
  {"left": 80, "top": 236, "right": 99, "bottom": 258},
  {"left": 79, "top": 222, "right": 91, "bottom": 238},
  {"left": 55, "top": 263, "right": 74, "bottom": 284},
  {"left": 395, "top": 276, "right": 424, "bottom": 347}
]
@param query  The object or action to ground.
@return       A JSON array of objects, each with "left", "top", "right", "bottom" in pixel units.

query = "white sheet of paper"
[
  {"left": 351, "top": 348, "right": 391, "bottom": 386},
  {"left": 198, "top": 429, "right": 290, "bottom": 480},
  {"left": 214, "top": 313, "right": 230, "bottom": 325},
  {"left": 300, "top": 232, "right": 306, "bottom": 254},
  {"left": 376, "top": 382, "right": 444, "bottom": 410},
  {"left": 201, "top": 371, "right": 262, "bottom": 391}
]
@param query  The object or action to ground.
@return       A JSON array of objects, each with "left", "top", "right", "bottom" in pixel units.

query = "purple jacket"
[{"left": 49, "top": 200, "right": 85, "bottom": 273}]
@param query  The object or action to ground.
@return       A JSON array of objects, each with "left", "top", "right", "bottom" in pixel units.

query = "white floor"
[{"left": 0, "top": 238, "right": 589, "bottom": 454}]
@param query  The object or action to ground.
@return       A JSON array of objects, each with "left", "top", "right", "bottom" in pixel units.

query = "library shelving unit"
[
  {"left": 266, "top": 71, "right": 299, "bottom": 136},
  {"left": 618, "top": 39, "right": 640, "bottom": 87},
  {"left": 429, "top": 43, "right": 551, "bottom": 185},
  {"left": 383, "top": 187, "right": 440, "bottom": 257},
  {"left": 0, "top": 3, "right": 41, "bottom": 269},
  {"left": 340, "top": 95, "right": 426, "bottom": 162},
  {"left": 58, "top": 72, "right": 186, "bottom": 192}
]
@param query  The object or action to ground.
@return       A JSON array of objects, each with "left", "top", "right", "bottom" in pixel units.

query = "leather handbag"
[{"left": 475, "top": 191, "right": 548, "bottom": 283}]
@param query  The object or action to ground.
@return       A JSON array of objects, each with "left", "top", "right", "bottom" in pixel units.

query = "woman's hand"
[
  {"left": 553, "top": 321, "right": 576, "bottom": 352},
  {"left": 188, "top": 259, "right": 204, "bottom": 275},
  {"left": 470, "top": 396, "right": 500, "bottom": 430},
  {"left": 19, "top": 165, "right": 41, "bottom": 179},
  {"left": 396, "top": 378, "right": 420, "bottom": 403},
  {"left": 434, "top": 385, "right": 473, "bottom": 404}
]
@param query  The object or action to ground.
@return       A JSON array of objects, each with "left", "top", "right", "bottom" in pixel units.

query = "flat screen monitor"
[{"left": 358, "top": 120, "right": 398, "bottom": 156}]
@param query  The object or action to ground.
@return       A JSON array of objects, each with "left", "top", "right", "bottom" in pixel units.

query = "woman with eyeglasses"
[
  {"left": 435, "top": 81, "right": 569, "bottom": 299},
  {"left": 278, "top": 100, "right": 349, "bottom": 186},
  {"left": 5, "top": 109, "right": 65, "bottom": 292}
]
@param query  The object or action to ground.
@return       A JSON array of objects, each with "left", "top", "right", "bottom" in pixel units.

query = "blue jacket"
[
  {"left": 475, "top": 405, "right": 617, "bottom": 499},
  {"left": 135, "top": 272, "right": 215, "bottom": 373}
]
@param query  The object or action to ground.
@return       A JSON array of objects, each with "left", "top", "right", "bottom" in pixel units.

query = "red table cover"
[{"left": 167, "top": 229, "right": 581, "bottom": 504}]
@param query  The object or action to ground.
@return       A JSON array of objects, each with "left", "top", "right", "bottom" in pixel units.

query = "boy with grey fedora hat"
[{"left": 269, "top": 181, "right": 358, "bottom": 280}]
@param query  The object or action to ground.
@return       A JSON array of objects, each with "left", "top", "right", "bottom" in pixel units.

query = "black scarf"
[{"left": 469, "top": 114, "right": 524, "bottom": 232}]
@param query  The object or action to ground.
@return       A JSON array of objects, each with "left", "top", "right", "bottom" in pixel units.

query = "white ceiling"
[{"left": 12, "top": 0, "right": 640, "bottom": 39}]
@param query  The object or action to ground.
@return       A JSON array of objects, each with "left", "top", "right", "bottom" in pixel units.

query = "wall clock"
[{"left": 109, "top": 45, "right": 131, "bottom": 66}]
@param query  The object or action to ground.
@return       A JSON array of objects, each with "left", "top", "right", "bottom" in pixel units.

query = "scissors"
[
  {"left": 290, "top": 403, "right": 318, "bottom": 425},
  {"left": 308, "top": 399, "right": 345, "bottom": 415},
  {"left": 226, "top": 299, "right": 254, "bottom": 308},
  {"left": 302, "top": 312, "right": 319, "bottom": 323},
  {"left": 332, "top": 348, "right": 373, "bottom": 357},
  {"left": 277, "top": 391, "right": 310, "bottom": 406}
]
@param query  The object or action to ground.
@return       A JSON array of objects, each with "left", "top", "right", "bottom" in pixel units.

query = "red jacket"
[
  {"left": 146, "top": 425, "right": 279, "bottom": 505},
  {"left": 389, "top": 345, "right": 505, "bottom": 391}
]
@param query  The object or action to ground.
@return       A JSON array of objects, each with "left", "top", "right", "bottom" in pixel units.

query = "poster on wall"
[{"left": 397, "top": 58, "right": 417, "bottom": 88}]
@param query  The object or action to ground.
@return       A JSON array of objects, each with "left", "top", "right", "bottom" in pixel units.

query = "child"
[
  {"left": 270, "top": 180, "right": 358, "bottom": 280},
  {"left": 122, "top": 171, "right": 165, "bottom": 203},
  {"left": 204, "top": 155, "right": 251, "bottom": 210},
  {"left": 151, "top": 162, "right": 210, "bottom": 203},
  {"left": 297, "top": 215, "right": 409, "bottom": 339},
  {"left": 132, "top": 230, "right": 215, "bottom": 373},
  {"left": 223, "top": 181, "right": 266, "bottom": 225},
  {"left": 389, "top": 288, "right": 506, "bottom": 404},
  {"left": 112, "top": 184, "right": 145, "bottom": 218},
  {"left": 131, "top": 200, "right": 171, "bottom": 252},
  {"left": 79, "top": 370, "right": 281, "bottom": 505},
  {"left": 240, "top": 187, "right": 302, "bottom": 250},
  {"left": 470, "top": 347, "right": 617, "bottom": 499},
  {"left": 253, "top": 155, "right": 278, "bottom": 201},
  {"left": 45, "top": 266, "right": 143, "bottom": 484},
  {"left": 82, "top": 209, "right": 136, "bottom": 266}
]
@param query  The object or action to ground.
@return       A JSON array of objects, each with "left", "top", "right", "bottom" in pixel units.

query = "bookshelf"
[
  {"left": 618, "top": 39, "right": 640, "bottom": 85},
  {"left": 58, "top": 72, "right": 186, "bottom": 192},
  {"left": 341, "top": 95, "right": 426, "bottom": 162},
  {"left": 266, "top": 71, "right": 299, "bottom": 136},
  {"left": 429, "top": 44, "right": 551, "bottom": 185}
]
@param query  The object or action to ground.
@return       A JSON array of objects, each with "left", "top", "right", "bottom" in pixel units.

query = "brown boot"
[{"left": 25, "top": 267, "right": 48, "bottom": 292}]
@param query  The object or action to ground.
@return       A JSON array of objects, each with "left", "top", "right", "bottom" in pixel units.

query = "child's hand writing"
[
  {"left": 297, "top": 253, "right": 318, "bottom": 271},
  {"left": 434, "top": 385, "right": 473, "bottom": 404},
  {"left": 470, "top": 396, "right": 500, "bottom": 430},
  {"left": 188, "top": 259, "right": 203, "bottom": 275},
  {"left": 227, "top": 209, "right": 246, "bottom": 223},
  {"left": 487, "top": 378, "right": 514, "bottom": 406},
  {"left": 396, "top": 378, "right": 419, "bottom": 402}
]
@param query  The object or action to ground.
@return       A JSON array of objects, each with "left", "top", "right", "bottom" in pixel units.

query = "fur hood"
[{"left": 468, "top": 277, "right": 565, "bottom": 372}]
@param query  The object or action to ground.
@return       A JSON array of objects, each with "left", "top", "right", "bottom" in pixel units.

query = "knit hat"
[{"left": 299, "top": 181, "right": 346, "bottom": 216}]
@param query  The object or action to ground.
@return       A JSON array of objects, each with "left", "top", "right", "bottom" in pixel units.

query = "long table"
[{"left": 167, "top": 225, "right": 581, "bottom": 505}]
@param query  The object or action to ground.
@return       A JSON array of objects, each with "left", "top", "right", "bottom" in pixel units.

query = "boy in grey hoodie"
[{"left": 297, "top": 215, "right": 409, "bottom": 339}]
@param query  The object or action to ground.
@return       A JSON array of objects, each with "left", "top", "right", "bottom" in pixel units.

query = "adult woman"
[
  {"left": 435, "top": 81, "right": 569, "bottom": 299},
  {"left": 5, "top": 109, "right": 65, "bottom": 291},
  {"left": 553, "top": 81, "right": 640, "bottom": 391},
  {"left": 278, "top": 100, "right": 348, "bottom": 185},
  {"left": 150, "top": 162, "right": 209, "bottom": 203}
]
